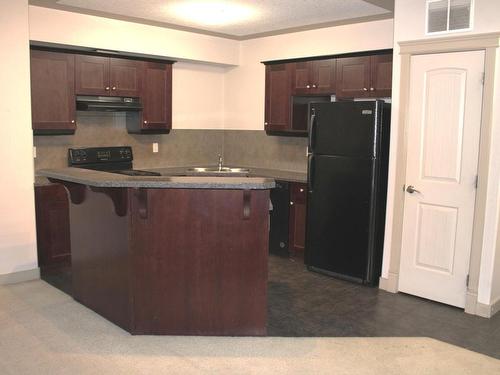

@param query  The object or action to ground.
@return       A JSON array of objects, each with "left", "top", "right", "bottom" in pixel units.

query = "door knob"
[{"left": 406, "top": 185, "right": 421, "bottom": 194}]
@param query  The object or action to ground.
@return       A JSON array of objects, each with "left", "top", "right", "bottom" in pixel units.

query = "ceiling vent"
[{"left": 426, "top": 0, "right": 473, "bottom": 34}]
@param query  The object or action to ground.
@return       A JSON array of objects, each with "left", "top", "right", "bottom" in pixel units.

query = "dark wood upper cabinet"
[
  {"left": 35, "top": 184, "right": 71, "bottom": 267},
  {"left": 30, "top": 50, "right": 76, "bottom": 135},
  {"left": 370, "top": 54, "right": 393, "bottom": 98},
  {"left": 264, "top": 63, "right": 292, "bottom": 132},
  {"left": 127, "top": 62, "right": 172, "bottom": 133},
  {"left": 336, "top": 53, "right": 393, "bottom": 99},
  {"left": 292, "top": 59, "right": 336, "bottom": 95},
  {"left": 109, "top": 58, "right": 142, "bottom": 97},
  {"left": 75, "top": 55, "right": 110, "bottom": 96},
  {"left": 336, "top": 56, "right": 371, "bottom": 98},
  {"left": 75, "top": 56, "right": 142, "bottom": 97}
]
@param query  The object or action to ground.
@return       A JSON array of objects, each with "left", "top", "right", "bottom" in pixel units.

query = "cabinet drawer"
[{"left": 290, "top": 183, "right": 307, "bottom": 204}]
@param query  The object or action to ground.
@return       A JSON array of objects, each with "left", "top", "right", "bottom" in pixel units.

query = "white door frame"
[{"left": 381, "top": 33, "right": 500, "bottom": 317}]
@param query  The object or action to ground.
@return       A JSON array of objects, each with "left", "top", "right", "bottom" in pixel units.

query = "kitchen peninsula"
[{"left": 39, "top": 168, "right": 274, "bottom": 336}]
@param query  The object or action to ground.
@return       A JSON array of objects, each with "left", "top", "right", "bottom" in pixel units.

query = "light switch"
[{"left": 152, "top": 143, "right": 159, "bottom": 153}]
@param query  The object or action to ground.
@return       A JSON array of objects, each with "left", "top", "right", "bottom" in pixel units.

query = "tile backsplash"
[{"left": 33, "top": 112, "right": 308, "bottom": 172}]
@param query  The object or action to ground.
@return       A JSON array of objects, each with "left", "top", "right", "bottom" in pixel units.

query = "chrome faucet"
[{"left": 217, "top": 154, "right": 223, "bottom": 171}]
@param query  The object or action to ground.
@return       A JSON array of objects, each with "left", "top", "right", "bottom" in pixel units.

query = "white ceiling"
[{"left": 30, "top": 0, "right": 393, "bottom": 39}]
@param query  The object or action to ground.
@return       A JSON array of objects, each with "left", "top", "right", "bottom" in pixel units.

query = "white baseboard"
[
  {"left": 379, "top": 272, "right": 399, "bottom": 293},
  {"left": 475, "top": 297, "right": 500, "bottom": 318},
  {"left": 0, "top": 268, "right": 40, "bottom": 285}
]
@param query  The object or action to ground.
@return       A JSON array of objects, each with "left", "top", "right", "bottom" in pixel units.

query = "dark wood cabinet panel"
[
  {"left": 292, "top": 61, "right": 312, "bottom": 94},
  {"left": 264, "top": 64, "right": 292, "bottom": 132},
  {"left": 35, "top": 184, "right": 71, "bottom": 267},
  {"left": 30, "top": 50, "right": 76, "bottom": 134},
  {"left": 370, "top": 54, "right": 393, "bottom": 97},
  {"left": 75, "top": 55, "right": 110, "bottom": 96},
  {"left": 289, "top": 182, "right": 307, "bottom": 258},
  {"left": 292, "top": 59, "right": 335, "bottom": 95},
  {"left": 311, "top": 59, "right": 336, "bottom": 94},
  {"left": 109, "top": 58, "right": 142, "bottom": 97},
  {"left": 138, "top": 62, "right": 172, "bottom": 132},
  {"left": 336, "top": 56, "right": 371, "bottom": 98}
]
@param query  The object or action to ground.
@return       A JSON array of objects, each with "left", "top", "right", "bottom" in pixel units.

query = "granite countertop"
[
  {"left": 37, "top": 168, "right": 276, "bottom": 190},
  {"left": 147, "top": 166, "right": 308, "bottom": 183}
]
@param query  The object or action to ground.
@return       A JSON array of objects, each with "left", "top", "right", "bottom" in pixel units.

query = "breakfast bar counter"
[{"left": 39, "top": 168, "right": 274, "bottom": 336}]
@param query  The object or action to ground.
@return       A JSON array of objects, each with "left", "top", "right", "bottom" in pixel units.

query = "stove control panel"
[{"left": 68, "top": 146, "right": 133, "bottom": 166}]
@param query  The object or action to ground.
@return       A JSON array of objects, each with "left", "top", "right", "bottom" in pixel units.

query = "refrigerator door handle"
[
  {"left": 308, "top": 111, "right": 316, "bottom": 152},
  {"left": 308, "top": 154, "right": 315, "bottom": 193}
]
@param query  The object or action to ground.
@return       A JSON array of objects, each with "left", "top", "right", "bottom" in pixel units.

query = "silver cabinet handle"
[
  {"left": 300, "top": 188, "right": 304, "bottom": 192},
  {"left": 264, "top": 122, "right": 268, "bottom": 126},
  {"left": 290, "top": 201, "right": 294, "bottom": 206},
  {"left": 143, "top": 120, "right": 148, "bottom": 124},
  {"left": 370, "top": 87, "right": 375, "bottom": 91},
  {"left": 406, "top": 185, "right": 421, "bottom": 194},
  {"left": 363, "top": 87, "right": 368, "bottom": 91},
  {"left": 312, "top": 84, "right": 317, "bottom": 88},
  {"left": 306, "top": 84, "right": 311, "bottom": 88},
  {"left": 71, "top": 120, "right": 75, "bottom": 124},
  {"left": 112, "top": 86, "right": 116, "bottom": 90},
  {"left": 105, "top": 86, "right": 110, "bottom": 91}
]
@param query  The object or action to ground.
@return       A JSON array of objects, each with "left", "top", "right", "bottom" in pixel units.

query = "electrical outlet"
[
  {"left": 152, "top": 142, "right": 159, "bottom": 153},
  {"left": 33, "top": 146, "right": 37, "bottom": 159}
]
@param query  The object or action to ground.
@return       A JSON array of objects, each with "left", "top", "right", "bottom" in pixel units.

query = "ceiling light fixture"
[{"left": 166, "top": 1, "right": 257, "bottom": 26}]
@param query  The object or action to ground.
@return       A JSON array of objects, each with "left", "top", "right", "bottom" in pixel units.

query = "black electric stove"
[{"left": 68, "top": 146, "right": 161, "bottom": 176}]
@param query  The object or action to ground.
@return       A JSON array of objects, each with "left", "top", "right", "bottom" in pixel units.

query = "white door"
[{"left": 399, "top": 50, "right": 484, "bottom": 308}]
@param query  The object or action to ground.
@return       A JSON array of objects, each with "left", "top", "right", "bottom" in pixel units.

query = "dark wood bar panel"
[{"left": 56, "top": 182, "right": 270, "bottom": 336}]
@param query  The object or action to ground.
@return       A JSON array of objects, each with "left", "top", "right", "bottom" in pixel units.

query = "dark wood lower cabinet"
[
  {"left": 289, "top": 182, "right": 307, "bottom": 259},
  {"left": 35, "top": 184, "right": 71, "bottom": 267},
  {"left": 56, "top": 183, "right": 269, "bottom": 336}
]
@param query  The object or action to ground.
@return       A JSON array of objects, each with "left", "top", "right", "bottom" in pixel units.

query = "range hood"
[{"left": 76, "top": 95, "right": 142, "bottom": 112}]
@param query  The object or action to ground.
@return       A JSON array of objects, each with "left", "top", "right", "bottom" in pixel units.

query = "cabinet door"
[
  {"left": 264, "top": 64, "right": 292, "bottom": 132},
  {"left": 336, "top": 56, "right": 371, "bottom": 98},
  {"left": 369, "top": 54, "right": 393, "bottom": 97},
  {"left": 109, "top": 58, "right": 142, "bottom": 97},
  {"left": 289, "top": 183, "right": 307, "bottom": 258},
  {"left": 30, "top": 50, "right": 76, "bottom": 133},
  {"left": 141, "top": 62, "right": 172, "bottom": 130},
  {"left": 75, "top": 55, "right": 110, "bottom": 95},
  {"left": 35, "top": 184, "right": 71, "bottom": 267},
  {"left": 310, "top": 59, "right": 336, "bottom": 94},
  {"left": 292, "top": 61, "right": 313, "bottom": 94}
]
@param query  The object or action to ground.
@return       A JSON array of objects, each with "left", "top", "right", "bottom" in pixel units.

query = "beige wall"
[
  {"left": 28, "top": 6, "right": 239, "bottom": 65},
  {"left": 382, "top": 0, "right": 500, "bottom": 307},
  {"left": 0, "top": 0, "right": 38, "bottom": 276},
  {"left": 224, "top": 19, "right": 394, "bottom": 130}
]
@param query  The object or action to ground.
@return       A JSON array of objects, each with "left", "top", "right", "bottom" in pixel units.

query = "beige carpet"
[{"left": 0, "top": 280, "right": 498, "bottom": 375}]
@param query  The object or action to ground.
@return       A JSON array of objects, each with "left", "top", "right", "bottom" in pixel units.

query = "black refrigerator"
[{"left": 305, "top": 100, "right": 391, "bottom": 285}]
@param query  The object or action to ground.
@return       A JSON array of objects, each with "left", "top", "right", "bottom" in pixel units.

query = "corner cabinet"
[
  {"left": 127, "top": 62, "right": 172, "bottom": 134},
  {"left": 30, "top": 50, "right": 76, "bottom": 135}
]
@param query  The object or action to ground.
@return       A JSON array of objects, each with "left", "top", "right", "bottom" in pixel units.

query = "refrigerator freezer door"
[
  {"left": 310, "top": 101, "right": 380, "bottom": 158},
  {"left": 306, "top": 154, "right": 375, "bottom": 281}
]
